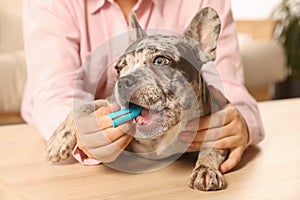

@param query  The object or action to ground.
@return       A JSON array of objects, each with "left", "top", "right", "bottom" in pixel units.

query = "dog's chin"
[{"left": 134, "top": 108, "right": 165, "bottom": 138}]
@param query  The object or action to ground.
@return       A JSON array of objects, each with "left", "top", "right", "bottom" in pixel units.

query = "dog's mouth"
[
  {"left": 128, "top": 102, "right": 164, "bottom": 137},
  {"left": 136, "top": 108, "right": 157, "bottom": 125},
  {"left": 116, "top": 84, "right": 181, "bottom": 138},
  {"left": 128, "top": 100, "right": 179, "bottom": 139}
]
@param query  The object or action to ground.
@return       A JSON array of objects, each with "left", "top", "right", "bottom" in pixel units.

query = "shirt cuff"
[
  {"left": 234, "top": 104, "right": 265, "bottom": 146},
  {"left": 72, "top": 144, "right": 102, "bottom": 165}
]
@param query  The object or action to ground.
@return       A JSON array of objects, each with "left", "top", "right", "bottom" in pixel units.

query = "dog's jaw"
[
  {"left": 134, "top": 96, "right": 181, "bottom": 139},
  {"left": 113, "top": 80, "right": 182, "bottom": 139}
]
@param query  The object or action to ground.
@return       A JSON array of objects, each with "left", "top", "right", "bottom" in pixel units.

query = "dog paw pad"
[{"left": 188, "top": 165, "right": 226, "bottom": 191}]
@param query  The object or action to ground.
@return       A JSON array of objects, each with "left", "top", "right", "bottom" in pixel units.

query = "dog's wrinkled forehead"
[
  {"left": 115, "top": 34, "right": 210, "bottom": 74},
  {"left": 127, "top": 35, "right": 210, "bottom": 63},
  {"left": 116, "top": 7, "right": 221, "bottom": 74}
]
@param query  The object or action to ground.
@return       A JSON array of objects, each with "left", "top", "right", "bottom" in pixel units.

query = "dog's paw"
[
  {"left": 46, "top": 127, "right": 76, "bottom": 163},
  {"left": 188, "top": 165, "right": 226, "bottom": 191}
]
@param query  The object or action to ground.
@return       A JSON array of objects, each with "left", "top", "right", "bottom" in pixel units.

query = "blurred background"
[{"left": 0, "top": 0, "right": 299, "bottom": 125}]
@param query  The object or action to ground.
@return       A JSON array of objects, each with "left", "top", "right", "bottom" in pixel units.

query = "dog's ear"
[
  {"left": 183, "top": 7, "right": 221, "bottom": 61},
  {"left": 128, "top": 12, "right": 147, "bottom": 42}
]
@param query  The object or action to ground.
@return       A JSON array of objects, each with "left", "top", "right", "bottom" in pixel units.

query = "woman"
[{"left": 22, "top": 0, "right": 264, "bottom": 173}]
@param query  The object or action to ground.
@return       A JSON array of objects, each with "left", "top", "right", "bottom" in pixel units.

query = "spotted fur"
[{"left": 46, "top": 7, "right": 229, "bottom": 191}]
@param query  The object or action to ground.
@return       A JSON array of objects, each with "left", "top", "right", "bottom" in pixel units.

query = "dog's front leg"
[
  {"left": 46, "top": 99, "right": 110, "bottom": 162},
  {"left": 188, "top": 148, "right": 229, "bottom": 191}
]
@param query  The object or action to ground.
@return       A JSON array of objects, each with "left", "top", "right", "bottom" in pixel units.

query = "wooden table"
[{"left": 0, "top": 99, "right": 300, "bottom": 199}]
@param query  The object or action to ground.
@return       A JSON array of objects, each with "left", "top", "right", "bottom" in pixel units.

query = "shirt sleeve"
[
  {"left": 22, "top": 0, "right": 94, "bottom": 140},
  {"left": 72, "top": 145, "right": 102, "bottom": 165},
  {"left": 203, "top": 1, "right": 265, "bottom": 145}
]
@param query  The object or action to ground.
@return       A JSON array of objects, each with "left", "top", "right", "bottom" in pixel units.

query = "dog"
[{"left": 46, "top": 7, "right": 229, "bottom": 191}]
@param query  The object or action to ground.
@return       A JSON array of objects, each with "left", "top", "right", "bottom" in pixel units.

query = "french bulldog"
[{"left": 46, "top": 7, "right": 229, "bottom": 191}]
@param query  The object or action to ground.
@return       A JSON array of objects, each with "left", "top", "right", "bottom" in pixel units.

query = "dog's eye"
[{"left": 153, "top": 56, "right": 170, "bottom": 66}]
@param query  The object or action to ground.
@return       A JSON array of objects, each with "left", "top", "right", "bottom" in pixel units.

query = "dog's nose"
[{"left": 118, "top": 75, "right": 137, "bottom": 89}]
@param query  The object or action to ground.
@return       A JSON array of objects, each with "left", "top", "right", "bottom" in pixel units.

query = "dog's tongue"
[{"left": 136, "top": 109, "right": 157, "bottom": 125}]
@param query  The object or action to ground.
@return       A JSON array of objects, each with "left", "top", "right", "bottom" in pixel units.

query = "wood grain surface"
[{"left": 0, "top": 99, "right": 299, "bottom": 199}]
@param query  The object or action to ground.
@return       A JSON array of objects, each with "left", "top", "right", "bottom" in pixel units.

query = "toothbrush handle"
[
  {"left": 107, "top": 108, "right": 130, "bottom": 119},
  {"left": 108, "top": 104, "right": 143, "bottom": 127},
  {"left": 111, "top": 114, "right": 134, "bottom": 127}
]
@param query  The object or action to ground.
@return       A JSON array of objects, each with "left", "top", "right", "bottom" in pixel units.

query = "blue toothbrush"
[{"left": 108, "top": 103, "right": 143, "bottom": 127}]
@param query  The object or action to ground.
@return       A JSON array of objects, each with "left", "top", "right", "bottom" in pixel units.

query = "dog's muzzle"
[{"left": 116, "top": 75, "right": 166, "bottom": 109}]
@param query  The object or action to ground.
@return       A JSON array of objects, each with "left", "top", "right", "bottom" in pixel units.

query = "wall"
[
  {"left": 231, "top": 0, "right": 282, "bottom": 19},
  {"left": 0, "top": 0, "right": 23, "bottom": 53}
]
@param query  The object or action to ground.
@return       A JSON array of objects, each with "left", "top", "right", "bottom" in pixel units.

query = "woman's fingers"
[
  {"left": 185, "top": 104, "right": 237, "bottom": 132},
  {"left": 75, "top": 104, "right": 124, "bottom": 134},
  {"left": 74, "top": 104, "right": 136, "bottom": 162},
  {"left": 77, "top": 121, "right": 133, "bottom": 148},
  {"left": 104, "top": 121, "right": 135, "bottom": 142},
  {"left": 181, "top": 100, "right": 249, "bottom": 173},
  {"left": 111, "top": 134, "right": 133, "bottom": 150},
  {"left": 180, "top": 121, "right": 237, "bottom": 143},
  {"left": 89, "top": 134, "right": 133, "bottom": 163},
  {"left": 95, "top": 104, "right": 120, "bottom": 130},
  {"left": 186, "top": 134, "right": 242, "bottom": 151},
  {"left": 96, "top": 115, "right": 114, "bottom": 130},
  {"left": 187, "top": 140, "right": 245, "bottom": 173},
  {"left": 95, "top": 104, "right": 120, "bottom": 116},
  {"left": 75, "top": 125, "right": 134, "bottom": 161},
  {"left": 219, "top": 147, "right": 244, "bottom": 173}
]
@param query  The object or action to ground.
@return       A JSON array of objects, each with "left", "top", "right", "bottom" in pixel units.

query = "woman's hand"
[
  {"left": 74, "top": 105, "right": 135, "bottom": 163},
  {"left": 179, "top": 88, "right": 249, "bottom": 173}
]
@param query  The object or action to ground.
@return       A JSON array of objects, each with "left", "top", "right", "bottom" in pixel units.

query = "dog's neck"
[
  {"left": 198, "top": 75, "right": 212, "bottom": 116},
  {"left": 128, "top": 75, "right": 220, "bottom": 158}
]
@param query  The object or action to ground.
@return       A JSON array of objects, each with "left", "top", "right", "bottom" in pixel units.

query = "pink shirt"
[{"left": 22, "top": 0, "right": 265, "bottom": 164}]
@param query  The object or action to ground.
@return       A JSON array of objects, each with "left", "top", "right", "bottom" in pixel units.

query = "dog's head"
[{"left": 113, "top": 8, "right": 221, "bottom": 138}]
